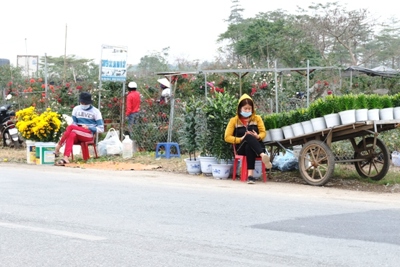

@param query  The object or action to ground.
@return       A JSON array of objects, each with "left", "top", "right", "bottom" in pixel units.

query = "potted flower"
[{"left": 15, "top": 106, "right": 67, "bottom": 164}]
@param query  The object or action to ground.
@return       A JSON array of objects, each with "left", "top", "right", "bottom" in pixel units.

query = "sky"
[{"left": 0, "top": 0, "right": 398, "bottom": 67}]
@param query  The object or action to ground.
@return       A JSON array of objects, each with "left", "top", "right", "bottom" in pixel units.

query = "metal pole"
[
  {"left": 63, "top": 24, "right": 67, "bottom": 84},
  {"left": 204, "top": 72, "right": 207, "bottom": 100},
  {"left": 274, "top": 60, "right": 278, "bottom": 113},
  {"left": 239, "top": 74, "right": 242, "bottom": 96},
  {"left": 44, "top": 53, "right": 48, "bottom": 101},
  {"left": 121, "top": 82, "right": 126, "bottom": 140},
  {"left": 306, "top": 60, "right": 310, "bottom": 107},
  {"left": 350, "top": 70, "right": 353, "bottom": 92},
  {"left": 167, "top": 76, "right": 176, "bottom": 143}
]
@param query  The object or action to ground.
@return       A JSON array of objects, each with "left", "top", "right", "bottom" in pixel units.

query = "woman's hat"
[
  {"left": 157, "top": 78, "right": 171, "bottom": 88},
  {"left": 79, "top": 92, "right": 92, "bottom": 104}
]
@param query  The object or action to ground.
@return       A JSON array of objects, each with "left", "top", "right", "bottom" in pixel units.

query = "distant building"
[{"left": 0, "top": 58, "right": 10, "bottom": 66}]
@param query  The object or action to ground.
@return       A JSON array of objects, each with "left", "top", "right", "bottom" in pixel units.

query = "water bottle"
[{"left": 122, "top": 135, "right": 133, "bottom": 159}]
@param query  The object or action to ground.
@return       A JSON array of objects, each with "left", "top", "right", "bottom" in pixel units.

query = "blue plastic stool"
[{"left": 155, "top": 142, "right": 181, "bottom": 159}]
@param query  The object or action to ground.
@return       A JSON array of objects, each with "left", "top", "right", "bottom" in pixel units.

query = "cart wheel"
[
  {"left": 354, "top": 137, "right": 390, "bottom": 181},
  {"left": 299, "top": 140, "right": 335, "bottom": 186}
]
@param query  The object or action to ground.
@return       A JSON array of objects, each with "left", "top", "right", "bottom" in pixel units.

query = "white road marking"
[{"left": 0, "top": 222, "right": 107, "bottom": 241}]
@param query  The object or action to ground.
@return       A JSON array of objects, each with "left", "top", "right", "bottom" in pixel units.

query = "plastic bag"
[
  {"left": 98, "top": 128, "right": 122, "bottom": 156},
  {"left": 392, "top": 151, "right": 400, "bottom": 167},
  {"left": 272, "top": 149, "right": 299, "bottom": 171}
]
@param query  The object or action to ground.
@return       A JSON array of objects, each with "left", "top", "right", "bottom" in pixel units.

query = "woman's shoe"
[
  {"left": 262, "top": 154, "right": 272, "bottom": 169},
  {"left": 247, "top": 176, "right": 256, "bottom": 184}
]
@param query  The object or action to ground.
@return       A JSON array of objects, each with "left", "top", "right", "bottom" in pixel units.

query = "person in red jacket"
[{"left": 125, "top": 81, "right": 141, "bottom": 137}]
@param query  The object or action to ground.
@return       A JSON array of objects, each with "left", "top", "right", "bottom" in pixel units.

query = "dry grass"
[
  {"left": 0, "top": 146, "right": 188, "bottom": 173},
  {"left": 1, "top": 146, "right": 399, "bottom": 193}
]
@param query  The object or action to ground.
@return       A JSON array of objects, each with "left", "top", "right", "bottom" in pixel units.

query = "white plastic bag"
[
  {"left": 392, "top": 151, "right": 400, "bottom": 167},
  {"left": 272, "top": 149, "right": 299, "bottom": 171},
  {"left": 98, "top": 128, "right": 122, "bottom": 156}
]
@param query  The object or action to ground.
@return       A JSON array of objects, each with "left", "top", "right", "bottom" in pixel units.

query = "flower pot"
[
  {"left": 184, "top": 158, "right": 201, "bottom": 175},
  {"left": 368, "top": 109, "right": 380, "bottom": 121},
  {"left": 379, "top": 107, "right": 394, "bottom": 120},
  {"left": 281, "top": 125, "right": 294, "bottom": 139},
  {"left": 269, "top": 128, "right": 284, "bottom": 141},
  {"left": 324, "top": 113, "right": 341, "bottom": 128},
  {"left": 339, "top": 109, "right": 356, "bottom": 125},
  {"left": 199, "top": 156, "right": 218, "bottom": 175},
  {"left": 26, "top": 140, "right": 36, "bottom": 164},
  {"left": 211, "top": 163, "right": 232, "bottom": 179},
  {"left": 311, "top": 117, "right": 327, "bottom": 131},
  {"left": 355, "top": 109, "right": 368, "bottom": 122},
  {"left": 35, "top": 142, "right": 56, "bottom": 165},
  {"left": 394, "top": 107, "right": 400, "bottom": 119},
  {"left": 301, "top": 120, "right": 314, "bottom": 134},
  {"left": 263, "top": 131, "right": 272, "bottom": 143},
  {"left": 291, "top": 122, "right": 305, "bottom": 136}
]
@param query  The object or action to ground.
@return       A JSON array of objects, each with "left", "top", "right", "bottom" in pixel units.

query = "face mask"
[
  {"left": 81, "top": 104, "right": 90, "bottom": 110},
  {"left": 240, "top": 111, "right": 252, "bottom": 118}
]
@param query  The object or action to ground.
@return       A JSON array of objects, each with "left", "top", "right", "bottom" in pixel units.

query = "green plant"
[
  {"left": 366, "top": 94, "right": 384, "bottom": 109},
  {"left": 263, "top": 113, "right": 280, "bottom": 129},
  {"left": 338, "top": 94, "right": 357, "bottom": 111},
  {"left": 380, "top": 95, "right": 393, "bottom": 108},
  {"left": 354, "top": 94, "right": 369, "bottom": 109},
  {"left": 178, "top": 96, "right": 203, "bottom": 160},
  {"left": 201, "top": 92, "right": 238, "bottom": 161},
  {"left": 392, "top": 93, "right": 400, "bottom": 107}
]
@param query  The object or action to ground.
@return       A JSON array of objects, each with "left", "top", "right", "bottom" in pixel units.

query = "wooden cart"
[{"left": 264, "top": 120, "right": 400, "bottom": 186}]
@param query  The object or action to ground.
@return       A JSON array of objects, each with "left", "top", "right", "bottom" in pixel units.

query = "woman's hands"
[{"left": 242, "top": 130, "right": 259, "bottom": 141}]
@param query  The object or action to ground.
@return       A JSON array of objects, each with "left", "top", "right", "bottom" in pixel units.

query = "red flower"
[
  {"left": 251, "top": 87, "right": 257, "bottom": 96},
  {"left": 38, "top": 78, "right": 43, "bottom": 82},
  {"left": 57, "top": 98, "right": 62, "bottom": 103},
  {"left": 7, "top": 81, "right": 12, "bottom": 87},
  {"left": 30, "top": 78, "right": 35, "bottom": 83},
  {"left": 181, "top": 74, "right": 188, "bottom": 79},
  {"left": 260, "top": 82, "right": 268, "bottom": 89},
  {"left": 76, "top": 85, "right": 83, "bottom": 90},
  {"left": 41, "top": 84, "right": 45, "bottom": 89},
  {"left": 65, "top": 83, "right": 70, "bottom": 88}
]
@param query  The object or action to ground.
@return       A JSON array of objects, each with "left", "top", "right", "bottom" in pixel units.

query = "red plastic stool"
[
  {"left": 232, "top": 145, "right": 267, "bottom": 182},
  {"left": 72, "top": 137, "right": 98, "bottom": 161}
]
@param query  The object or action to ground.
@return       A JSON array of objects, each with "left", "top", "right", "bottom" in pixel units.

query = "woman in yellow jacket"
[{"left": 224, "top": 94, "right": 272, "bottom": 184}]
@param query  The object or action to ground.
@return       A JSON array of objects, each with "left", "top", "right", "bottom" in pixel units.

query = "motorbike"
[{"left": 0, "top": 95, "right": 24, "bottom": 148}]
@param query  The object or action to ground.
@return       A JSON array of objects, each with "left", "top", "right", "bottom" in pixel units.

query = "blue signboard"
[{"left": 100, "top": 45, "right": 128, "bottom": 81}]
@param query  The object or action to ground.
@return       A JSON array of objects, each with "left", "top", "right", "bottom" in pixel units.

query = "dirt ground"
[{"left": 1, "top": 146, "right": 400, "bottom": 194}]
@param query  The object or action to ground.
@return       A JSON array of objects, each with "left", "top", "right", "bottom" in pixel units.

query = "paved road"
[{"left": 1, "top": 163, "right": 400, "bottom": 267}]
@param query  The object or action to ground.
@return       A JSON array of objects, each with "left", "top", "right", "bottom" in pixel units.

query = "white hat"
[
  {"left": 157, "top": 78, "right": 171, "bottom": 88},
  {"left": 128, "top": 81, "right": 137, "bottom": 89},
  {"left": 161, "top": 88, "right": 171, "bottom": 97}
]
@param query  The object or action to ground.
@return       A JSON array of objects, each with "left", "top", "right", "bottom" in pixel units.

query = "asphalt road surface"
[{"left": 1, "top": 163, "right": 400, "bottom": 267}]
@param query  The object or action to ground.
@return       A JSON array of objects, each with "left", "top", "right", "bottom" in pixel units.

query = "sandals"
[
  {"left": 55, "top": 159, "right": 69, "bottom": 166},
  {"left": 261, "top": 154, "right": 272, "bottom": 169}
]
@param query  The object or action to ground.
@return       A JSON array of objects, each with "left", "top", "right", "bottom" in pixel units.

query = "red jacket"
[{"left": 125, "top": 91, "right": 140, "bottom": 116}]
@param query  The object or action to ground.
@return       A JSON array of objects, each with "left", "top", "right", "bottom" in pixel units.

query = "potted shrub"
[
  {"left": 379, "top": 95, "right": 394, "bottom": 120},
  {"left": 201, "top": 92, "right": 238, "bottom": 179},
  {"left": 264, "top": 113, "right": 284, "bottom": 141},
  {"left": 178, "top": 96, "right": 203, "bottom": 174},
  {"left": 354, "top": 94, "right": 369, "bottom": 121},
  {"left": 392, "top": 93, "right": 400, "bottom": 119},
  {"left": 338, "top": 94, "right": 357, "bottom": 124},
  {"left": 366, "top": 94, "right": 382, "bottom": 120}
]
